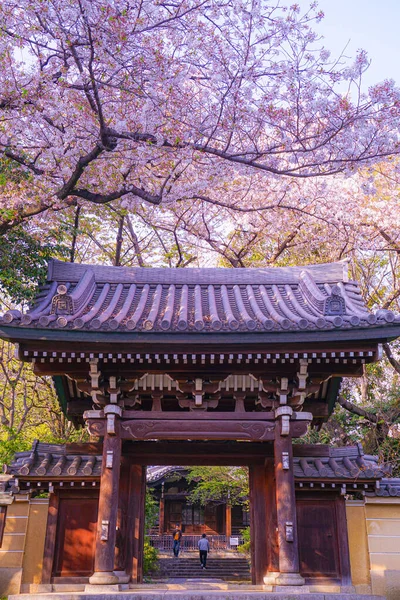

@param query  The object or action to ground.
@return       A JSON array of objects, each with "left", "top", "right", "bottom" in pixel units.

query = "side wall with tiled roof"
[{"left": 346, "top": 496, "right": 400, "bottom": 598}]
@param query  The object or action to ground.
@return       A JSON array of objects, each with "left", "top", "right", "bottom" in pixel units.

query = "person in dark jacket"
[
  {"left": 172, "top": 524, "right": 182, "bottom": 557},
  {"left": 198, "top": 533, "right": 210, "bottom": 569}
]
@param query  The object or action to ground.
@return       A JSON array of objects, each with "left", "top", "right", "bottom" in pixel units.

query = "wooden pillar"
[
  {"left": 159, "top": 493, "right": 165, "bottom": 535},
  {"left": 249, "top": 464, "right": 269, "bottom": 585},
  {"left": 125, "top": 464, "right": 146, "bottom": 583},
  {"left": 265, "top": 458, "right": 279, "bottom": 575},
  {"left": 89, "top": 413, "right": 122, "bottom": 585},
  {"left": 114, "top": 459, "right": 131, "bottom": 583},
  {"left": 41, "top": 493, "right": 59, "bottom": 584},
  {"left": 121, "top": 463, "right": 146, "bottom": 583},
  {"left": 273, "top": 412, "right": 304, "bottom": 586},
  {"left": 334, "top": 495, "right": 352, "bottom": 586},
  {"left": 225, "top": 503, "right": 232, "bottom": 539}
]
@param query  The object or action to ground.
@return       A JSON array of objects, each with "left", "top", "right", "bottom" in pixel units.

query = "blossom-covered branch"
[{"left": 1, "top": 0, "right": 400, "bottom": 231}]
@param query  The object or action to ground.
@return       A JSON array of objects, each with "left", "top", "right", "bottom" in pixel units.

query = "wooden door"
[
  {"left": 167, "top": 501, "right": 182, "bottom": 532},
  {"left": 296, "top": 498, "right": 340, "bottom": 579},
  {"left": 53, "top": 495, "right": 98, "bottom": 577}
]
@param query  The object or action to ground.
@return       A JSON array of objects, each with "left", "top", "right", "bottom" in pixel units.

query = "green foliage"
[
  {"left": 0, "top": 155, "right": 30, "bottom": 187},
  {"left": 237, "top": 525, "right": 251, "bottom": 554},
  {"left": 0, "top": 226, "right": 67, "bottom": 303},
  {"left": 185, "top": 466, "right": 249, "bottom": 507},
  {"left": 145, "top": 488, "right": 159, "bottom": 533},
  {"left": 240, "top": 525, "right": 250, "bottom": 544},
  {"left": 143, "top": 538, "right": 159, "bottom": 575},
  {"left": 294, "top": 426, "right": 332, "bottom": 446},
  {"left": 378, "top": 436, "right": 400, "bottom": 476},
  {"left": 0, "top": 428, "right": 30, "bottom": 467}
]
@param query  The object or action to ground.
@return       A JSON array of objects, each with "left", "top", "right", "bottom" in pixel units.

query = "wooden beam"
[
  {"left": 32, "top": 361, "right": 365, "bottom": 379},
  {"left": 122, "top": 441, "right": 273, "bottom": 465},
  {"left": 121, "top": 410, "right": 275, "bottom": 421},
  {"left": 87, "top": 418, "right": 276, "bottom": 442},
  {"left": 7, "top": 324, "right": 393, "bottom": 348}
]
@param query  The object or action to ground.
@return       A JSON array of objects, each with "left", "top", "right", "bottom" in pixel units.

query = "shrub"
[
  {"left": 237, "top": 526, "right": 251, "bottom": 554},
  {"left": 143, "top": 538, "right": 159, "bottom": 575}
]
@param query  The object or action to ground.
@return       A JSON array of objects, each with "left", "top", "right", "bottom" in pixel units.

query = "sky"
[{"left": 297, "top": 0, "right": 400, "bottom": 90}]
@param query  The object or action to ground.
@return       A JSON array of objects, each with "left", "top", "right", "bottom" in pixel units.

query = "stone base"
[
  {"left": 273, "top": 585, "right": 310, "bottom": 594},
  {"left": 20, "top": 583, "right": 53, "bottom": 594},
  {"left": 264, "top": 571, "right": 279, "bottom": 585},
  {"left": 84, "top": 583, "right": 122, "bottom": 592},
  {"left": 114, "top": 570, "right": 131, "bottom": 584},
  {"left": 274, "top": 572, "right": 305, "bottom": 586},
  {"left": 87, "top": 571, "right": 120, "bottom": 586},
  {"left": 0, "top": 567, "right": 23, "bottom": 596}
]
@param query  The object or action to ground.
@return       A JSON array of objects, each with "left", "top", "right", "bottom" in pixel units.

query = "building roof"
[
  {"left": 1, "top": 259, "right": 399, "bottom": 336},
  {"left": 147, "top": 447, "right": 390, "bottom": 484}
]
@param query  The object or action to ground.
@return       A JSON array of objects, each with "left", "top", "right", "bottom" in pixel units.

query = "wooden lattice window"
[{"left": 182, "top": 504, "right": 204, "bottom": 526}]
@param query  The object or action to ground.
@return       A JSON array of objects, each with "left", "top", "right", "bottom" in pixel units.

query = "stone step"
[
  {"left": 8, "top": 590, "right": 385, "bottom": 600},
  {"left": 155, "top": 557, "right": 251, "bottom": 579},
  {"left": 158, "top": 559, "right": 250, "bottom": 565},
  {"left": 157, "top": 569, "right": 251, "bottom": 573}
]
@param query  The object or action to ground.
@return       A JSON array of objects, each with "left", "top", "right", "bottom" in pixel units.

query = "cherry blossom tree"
[
  {"left": 1, "top": 0, "right": 400, "bottom": 466},
  {"left": 1, "top": 0, "right": 400, "bottom": 234}
]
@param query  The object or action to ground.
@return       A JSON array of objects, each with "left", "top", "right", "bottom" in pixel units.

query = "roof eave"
[{"left": 1, "top": 323, "right": 400, "bottom": 348}]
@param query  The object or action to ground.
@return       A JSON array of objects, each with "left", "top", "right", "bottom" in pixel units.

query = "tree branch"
[
  {"left": 337, "top": 395, "right": 378, "bottom": 423},
  {"left": 383, "top": 342, "right": 400, "bottom": 375}
]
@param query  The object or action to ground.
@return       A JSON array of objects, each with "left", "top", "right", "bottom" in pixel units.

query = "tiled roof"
[
  {"left": 1, "top": 443, "right": 394, "bottom": 504},
  {"left": 4, "top": 442, "right": 102, "bottom": 478},
  {"left": 371, "top": 478, "right": 400, "bottom": 497},
  {"left": 0, "top": 443, "right": 392, "bottom": 502},
  {"left": 147, "top": 449, "right": 389, "bottom": 483},
  {"left": 1, "top": 260, "right": 398, "bottom": 334},
  {"left": 147, "top": 465, "right": 185, "bottom": 483},
  {"left": 293, "top": 454, "right": 387, "bottom": 480}
]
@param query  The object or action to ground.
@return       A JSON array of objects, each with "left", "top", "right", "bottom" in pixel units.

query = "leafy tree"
[
  {"left": 145, "top": 488, "right": 159, "bottom": 533},
  {"left": 0, "top": 339, "right": 88, "bottom": 462},
  {"left": 0, "top": 226, "right": 67, "bottom": 303},
  {"left": 185, "top": 466, "right": 249, "bottom": 507}
]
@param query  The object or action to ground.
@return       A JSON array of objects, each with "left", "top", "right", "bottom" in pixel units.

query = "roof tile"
[{"left": 1, "top": 260, "right": 398, "bottom": 334}]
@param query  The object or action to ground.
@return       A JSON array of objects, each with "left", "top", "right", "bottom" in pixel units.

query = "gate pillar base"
[
  {"left": 263, "top": 571, "right": 279, "bottom": 585},
  {"left": 274, "top": 572, "right": 305, "bottom": 586},
  {"left": 114, "top": 570, "right": 131, "bottom": 583},
  {"left": 88, "top": 571, "right": 119, "bottom": 585}
]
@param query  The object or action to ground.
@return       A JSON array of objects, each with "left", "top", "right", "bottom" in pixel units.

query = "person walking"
[
  {"left": 172, "top": 524, "right": 182, "bottom": 557},
  {"left": 198, "top": 533, "right": 210, "bottom": 569}
]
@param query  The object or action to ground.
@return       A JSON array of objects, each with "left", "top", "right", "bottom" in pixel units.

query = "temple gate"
[{"left": 1, "top": 259, "right": 399, "bottom": 589}]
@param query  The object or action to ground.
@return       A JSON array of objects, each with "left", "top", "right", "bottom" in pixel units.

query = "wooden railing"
[{"left": 148, "top": 534, "right": 244, "bottom": 551}]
